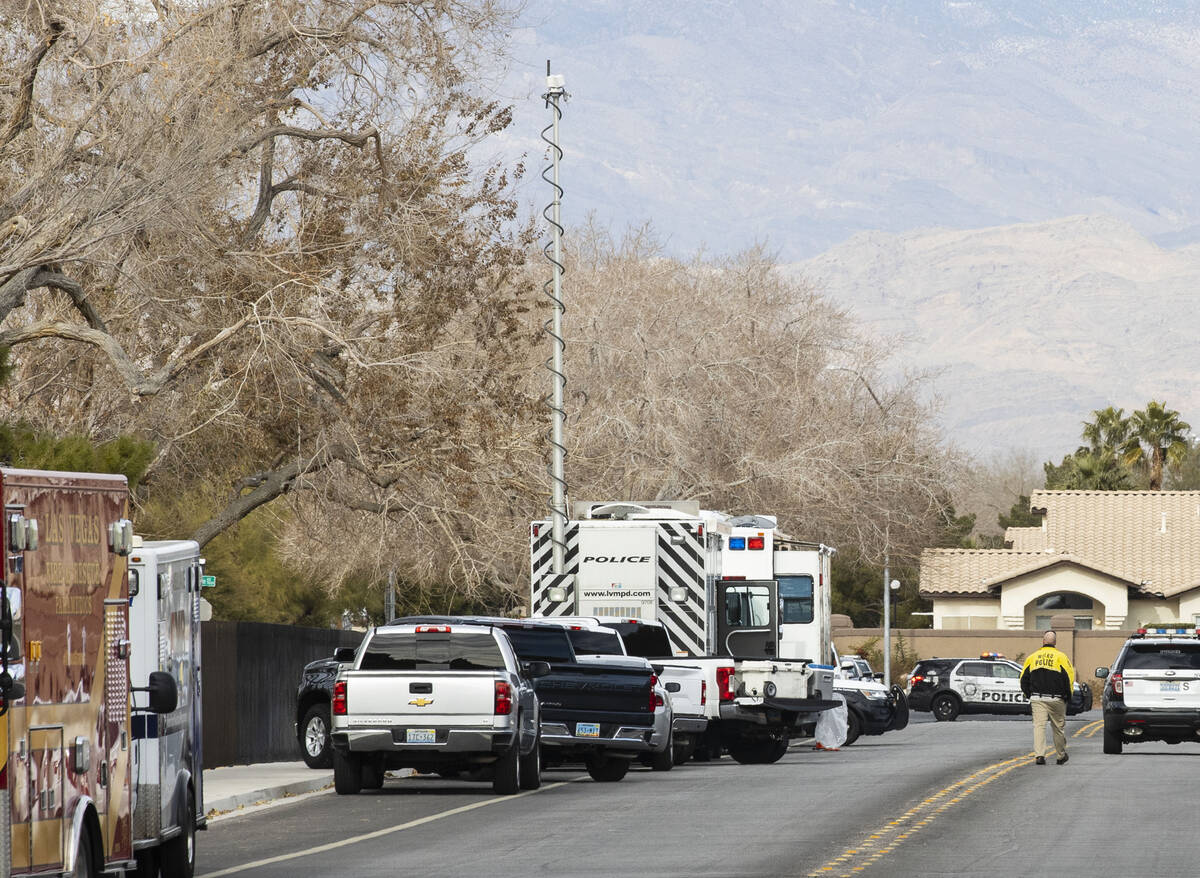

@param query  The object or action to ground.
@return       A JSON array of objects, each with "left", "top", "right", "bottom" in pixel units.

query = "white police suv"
[{"left": 1096, "top": 625, "right": 1200, "bottom": 754}]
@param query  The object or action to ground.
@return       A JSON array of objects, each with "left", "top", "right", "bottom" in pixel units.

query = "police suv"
[
  {"left": 1096, "top": 625, "right": 1200, "bottom": 754},
  {"left": 906, "top": 654, "right": 1092, "bottom": 721}
]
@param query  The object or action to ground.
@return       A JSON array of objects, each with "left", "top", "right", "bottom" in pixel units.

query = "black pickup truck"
[
  {"left": 394, "top": 616, "right": 657, "bottom": 782},
  {"left": 296, "top": 654, "right": 347, "bottom": 768}
]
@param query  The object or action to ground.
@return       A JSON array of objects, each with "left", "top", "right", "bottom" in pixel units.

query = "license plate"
[
  {"left": 575, "top": 722, "right": 600, "bottom": 738},
  {"left": 1160, "top": 681, "right": 1181, "bottom": 693},
  {"left": 406, "top": 728, "right": 437, "bottom": 744}
]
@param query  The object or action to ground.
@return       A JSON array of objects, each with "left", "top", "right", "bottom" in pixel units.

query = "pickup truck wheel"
[
  {"left": 333, "top": 750, "right": 363, "bottom": 795},
  {"left": 586, "top": 755, "right": 630, "bottom": 782},
  {"left": 729, "top": 736, "right": 787, "bottom": 764},
  {"left": 844, "top": 709, "right": 862, "bottom": 746},
  {"left": 728, "top": 740, "right": 763, "bottom": 764},
  {"left": 492, "top": 743, "right": 521, "bottom": 795},
  {"left": 651, "top": 731, "right": 674, "bottom": 771},
  {"left": 300, "top": 704, "right": 334, "bottom": 769},
  {"left": 518, "top": 738, "right": 542, "bottom": 791},
  {"left": 1103, "top": 725, "right": 1123, "bottom": 754},
  {"left": 672, "top": 736, "right": 694, "bottom": 765},
  {"left": 361, "top": 754, "right": 385, "bottom": 790},
  {"left": 932, "top": 693, "right": 960, "bottom": 722}
]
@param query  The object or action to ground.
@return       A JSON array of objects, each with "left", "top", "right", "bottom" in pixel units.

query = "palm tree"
[
  {"left": 1078, "top": 406, "right": 1132, "bottom": 455},
  {"left": 1124, "top": 401, "right": 1192, "bottom": 490},
  {"left": 1070, "top": 449, "right": 1134, "bottom": 490}
]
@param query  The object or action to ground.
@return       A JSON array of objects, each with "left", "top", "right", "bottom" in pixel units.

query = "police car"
[
  {"left": 1096, "top": 625, "right": 1200, "bottom": 754},
  {"left": 834, "top": 655, "right": 908, "bottom": 744},
  {"left": 906, "top": 653, "right": 1092, "bottom": 722}
]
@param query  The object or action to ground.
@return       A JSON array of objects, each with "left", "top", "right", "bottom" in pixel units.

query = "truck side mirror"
[
  {"left": 147, "top": 671, "right": 178, "bottom": 714},
  {"left": 334, "top": 647, "right": 357, "bottom": 663},
  {"left": 0, "top": 670, "right": 25, "bottom": 702},
  {"left": 665, "top": 681, "right": 681, "bottom": 693},
  {"left": 1094, "top": 667, "right": 1109, "bottom": 678},
  {"left": 523, "top": 661, "right": 551, "bottom": 679}
]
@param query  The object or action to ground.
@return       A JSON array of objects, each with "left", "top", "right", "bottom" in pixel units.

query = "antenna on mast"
[{"left": 542, "top": 61, "right": 569, "bottom": 574}]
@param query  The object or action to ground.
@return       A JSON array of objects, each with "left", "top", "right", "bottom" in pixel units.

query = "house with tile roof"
[{"left": 919, "top": 491, "right": 1200, "bottom": 630}]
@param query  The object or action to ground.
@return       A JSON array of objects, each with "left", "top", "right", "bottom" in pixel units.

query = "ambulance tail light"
[
  {"left": 1111, "top": 672, "right": 1123, "bottom": 696},
  {"left": 332, "top": 680, "right": 348, "bottom": 716},
  {"left": 532, "top": 524, "right": 540, "bottom": 538},
  {"left": 748, "top": 536, "right": 765, "bottom": 550},
  {"left": 717, "top": 666, "right": 736, "bottom": 702},
  {"left": 494, "top": 680, "right": 513, "bottom": 715}
]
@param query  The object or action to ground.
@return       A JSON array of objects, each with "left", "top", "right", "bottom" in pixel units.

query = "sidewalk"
[
  {"left": 202, "top": 762, "right": 333, "bottom": 821},
  {"left": 201, "top": 762, "right": 418, "bottom": 822}
]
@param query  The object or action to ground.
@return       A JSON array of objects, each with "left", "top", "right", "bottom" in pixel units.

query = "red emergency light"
[{"left": 747, "top": 536, "right": 765, "bottom": 550}]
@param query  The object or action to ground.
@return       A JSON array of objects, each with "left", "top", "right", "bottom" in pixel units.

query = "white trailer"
[{"left": 128, "top": 539, "right": 207, "bottom": 878}]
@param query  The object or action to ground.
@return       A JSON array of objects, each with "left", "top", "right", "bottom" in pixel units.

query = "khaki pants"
[{"left": 1030, "top": 696, "right": 1067, "bottom": 759}]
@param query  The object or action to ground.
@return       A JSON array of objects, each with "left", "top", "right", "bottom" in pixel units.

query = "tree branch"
[
  {"left": 33, "top": 270, "right": 109, "bottom": 331},
  {"left": 190, "top": 460, "right": 307, "bottom": 547},
  {"left": 231, "top": 124, "right": 379, "bottom": 157},
  {"left": 1, "top": 21, "right": 65, "bottom": 149}
]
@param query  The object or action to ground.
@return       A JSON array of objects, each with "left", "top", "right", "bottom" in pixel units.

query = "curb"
[{"left": 205, "top": 773, "right": 334, "bottom": 815}]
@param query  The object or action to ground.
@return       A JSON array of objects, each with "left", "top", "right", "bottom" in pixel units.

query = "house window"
[
  {"left": 1073, "top": 615, "right": 1093, "bottom": 631},
  {"left": 1036, "top": 593, "right": 1093, "bottom": 611},
  {"left": 1035, "top": 614, "right": 1053, "bottom": 630},
  {"left": 940, "top": 615, "right": 998, "bottom": 630}
]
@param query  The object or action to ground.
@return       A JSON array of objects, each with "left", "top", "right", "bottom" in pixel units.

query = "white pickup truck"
[
  {"left": 553, "top": 617, "right": 835, "bottom": 764},
  {"left": 329, "top": 622, "right": 548, "bottom": 795}
]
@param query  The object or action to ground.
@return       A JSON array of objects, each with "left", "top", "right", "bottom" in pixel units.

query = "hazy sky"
[{"left": 498, "top": 0, "right": 1200, "bottom": 260}]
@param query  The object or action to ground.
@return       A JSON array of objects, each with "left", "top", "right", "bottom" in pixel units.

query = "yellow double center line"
[
  {"left": 1075, "top": 719, "right": 1104, "bottom": 738},
  {"left": 808, "top": 719, "right": 1105, "bottom": 877}
]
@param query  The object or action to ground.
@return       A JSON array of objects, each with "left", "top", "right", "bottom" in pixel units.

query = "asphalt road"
[{"left": 196, "top": 711, "right": 1200, "bottom": 878}]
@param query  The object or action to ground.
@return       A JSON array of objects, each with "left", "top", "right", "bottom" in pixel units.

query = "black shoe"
[
  {"left": 1035, "top": 756, "right": 1046, "bottom": 765},
  {"left": 1056, "top": 753, "right": 1069, "bottom": 765}
]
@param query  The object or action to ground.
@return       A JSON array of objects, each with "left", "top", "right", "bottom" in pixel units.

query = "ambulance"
[{"left": 0, "top": 469, "right": 175, "bottom": 878}]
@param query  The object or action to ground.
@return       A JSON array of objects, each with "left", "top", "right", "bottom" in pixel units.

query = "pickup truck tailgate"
[
  {"left": 342, "top": 670, "right": 498, "bottom": 725},
  {"left": 657, "top": 663, "right": 706, "bottom": 717},
  {"left": 535, "top": 663, "right": 653, "bottom": 721}
]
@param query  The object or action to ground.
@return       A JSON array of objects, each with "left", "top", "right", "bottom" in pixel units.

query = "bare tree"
[
  {"left": 507, "top": 224, "right": 960, "bottom": 580},
  {"left": 0, "top": 0, "right": 538, "bottom": 593}
]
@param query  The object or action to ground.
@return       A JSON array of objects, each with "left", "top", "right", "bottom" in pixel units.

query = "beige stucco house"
[{"left": 920, "top": 490, "right": 1200, "bottom": 630}]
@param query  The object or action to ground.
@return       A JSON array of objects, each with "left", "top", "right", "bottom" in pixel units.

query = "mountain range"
[{"left": 498, "top": 1, "right": 1200, "bottom": 455}]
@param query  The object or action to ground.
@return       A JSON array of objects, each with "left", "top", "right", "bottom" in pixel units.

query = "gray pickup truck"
[{"left": 329, "top": 622, "right": 548, "bottom": 795}]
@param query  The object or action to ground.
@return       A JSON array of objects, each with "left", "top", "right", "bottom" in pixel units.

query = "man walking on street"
[{"left": 1020, "top": 630, "right": 1075, "bottom": 765}]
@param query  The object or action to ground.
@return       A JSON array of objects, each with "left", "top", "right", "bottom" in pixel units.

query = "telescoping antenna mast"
[{"left": 543, "top": 62, "right": 569, "bottom": 574}]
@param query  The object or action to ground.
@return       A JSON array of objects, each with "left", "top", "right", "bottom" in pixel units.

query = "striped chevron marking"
[
  {"left": 655, "top": 522, "right": 707, "bottom": 656},
  {"left": 530, "top": 522, "right": 579, "bottom": 616}
]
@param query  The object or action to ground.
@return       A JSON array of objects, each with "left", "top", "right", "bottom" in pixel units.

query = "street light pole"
[{"left": 883, "top": 554, "right": 890, "bottom": 685}]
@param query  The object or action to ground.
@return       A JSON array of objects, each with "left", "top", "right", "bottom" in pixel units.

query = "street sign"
[{"left": 201, "top": 575, "right": 216, "bottom": 589}]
